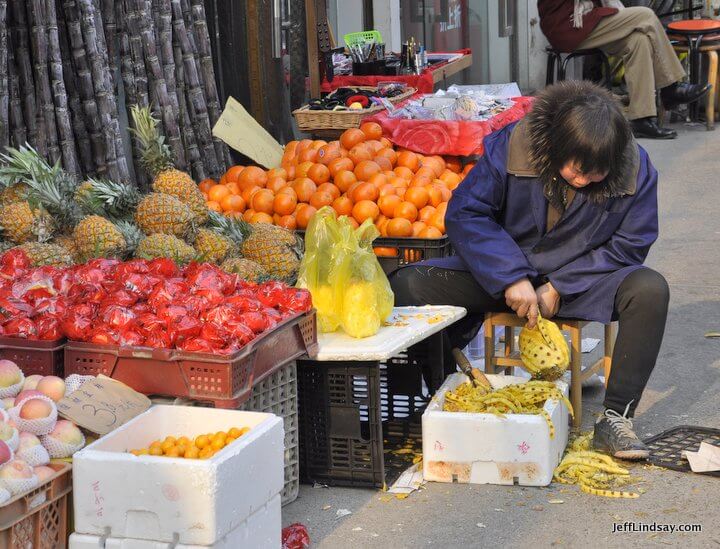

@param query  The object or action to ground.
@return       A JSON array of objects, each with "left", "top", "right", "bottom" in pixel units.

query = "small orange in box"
[
  {"left": 328, "top": 157, "right": 354, "bottom": 177},
  {"left": 317, "top": 182, "right": 341, "bottom": 200},
  {"left": 352, "top": 200, "right": 380, "bottom": 224},
  {"left": 352, "top": 182, "right": 379, "bottom": 203},
  {"left": 292, "top": 178, "right": 317, "bottom": 202},
  {"left": 266, "top": 176, "right": 288, "bottom": 194},
  {"left": 334, "top": 170, "right": 357, "bottom": 193},
  {"left": 394, "top": 201, "right": 419, "bottom": 222},
  {"left": 386, "top": 218, "right": 413, "bottom": 237},
  {"left": 251, "top": 189, "right": 275, "bottom": 214},
  {"left": 225, "top": 165, "right": 245, "bottom": 182},
  {"left": 199, "top": 178, "right": 216, "bottom": 193},
  {"left": 360, "top": 121, "right": 383, "bottom": 140},
  {"left": 332, "top": 196, "right": 353, "bottom": 217},
  {"left": 208, "top": 184, "right": 230, "bottom": 203},
  {"left": 349, "top": 144, "right": 373, "bottom": 165},
  {"left": 238, "top": 165, "right": 267, "bottom": 188},
  {"left": 309, "top": 191, "right": 334, "bottom": 209},
  {"left": 251, "top": 212, "right": 274, "bottom": 224},
  {"left": 378, "top": 194, "right": 402, "bottom": 218},
  {"left": 405, "top": 187, "right": 429, "bottom": 209},
  {"left": 374, "top": 246, "right": 398, "bottom": 257},
  {"left": 277, "top": 215, "right": 297, "bottom": 230},
  {"left": 307, "top": 163, "right": 331, "bottom": 185},
  {"left": 296, "top": 205, "right": 317, "bottom": 229},
  {"left": 340, "top": 128, "right": 366, "bottom": 150},
  {"left": 273, "top": 193, "right": 297, "bottom": 216}
]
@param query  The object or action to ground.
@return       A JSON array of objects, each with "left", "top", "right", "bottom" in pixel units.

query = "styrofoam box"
[
  {"left": 422, "top": 373, "right": 569, "bottom": 486},
  {"left": 73, "top": 405, "right": 284, "bottom": 546},
  {"left": 69, "top": 495, "right": 281, "bottom": 549}
]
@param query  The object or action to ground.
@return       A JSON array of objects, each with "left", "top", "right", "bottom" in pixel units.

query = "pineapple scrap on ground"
[
  {"left": 134, "top": 192, "right": 194, "bottom": 237},
  {"left": 130, "top": 105, "right": 209, "bottom": 224},
  {"left": 135, "top": 234, "right": 196, "bottom": 265},
  {"left": 220, "top": 257, "right": 269, "bottom": 283},
  {"left": 13, "top": 243, "right": 73, "bottom": 267}
]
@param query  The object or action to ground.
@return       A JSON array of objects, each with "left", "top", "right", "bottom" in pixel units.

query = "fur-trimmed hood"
[{"left": 507, "top": 88, "right": 640, "bottom": 209}]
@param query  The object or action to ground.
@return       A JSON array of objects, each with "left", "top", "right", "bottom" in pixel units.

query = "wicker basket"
[{"left": 293, "top": 87, "right": 416, "bottom": 132}]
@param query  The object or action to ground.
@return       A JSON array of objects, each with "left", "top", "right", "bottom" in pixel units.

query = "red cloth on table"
[
  {"left": 365, "top": 96, "right": 534, "bottom": 157},
  {"left": 321, "top": 49, "right": 472, "bottom": 94}
]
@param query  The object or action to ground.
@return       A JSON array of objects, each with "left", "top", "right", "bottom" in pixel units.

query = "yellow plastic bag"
[{"left": 297, "top": 207, "right": 394, "bottom": 337}]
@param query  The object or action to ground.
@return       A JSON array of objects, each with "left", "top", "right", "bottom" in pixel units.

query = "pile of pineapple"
[{"left": 0, "top": 107, "right": 302, "bottom": 283}]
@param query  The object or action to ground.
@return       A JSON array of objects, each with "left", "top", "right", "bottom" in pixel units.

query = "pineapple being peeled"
[
  {"left": 194, "top": 228, "right": 236, "bottom": 264},
  {"left": 73, "top": 215, "right": 126, "bottom": 262},
  {"left": 220, "top": 257, "right": 269, "bottom": 283},
  {"left": 130, "top": 105, "right": 209, "bottom": 223},
  {"left": 135, "top": 234, "right": 196, "bottom": 265},
  {"left": 15, "top": 243, "right": 73, "bottom": 267},
  {"left": 134, "top": 192, "right": 193, "bottom": 237}
]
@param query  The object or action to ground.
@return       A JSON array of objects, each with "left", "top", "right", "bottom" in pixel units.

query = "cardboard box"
[
  {"left": 73, "top": 406, "right": 283, "bottom": 545},
  {"left": 422, "top": 374, "right": 569, "bottom": 486}
]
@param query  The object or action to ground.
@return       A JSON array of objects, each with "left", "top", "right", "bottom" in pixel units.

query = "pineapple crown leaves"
[
  {"left": 114, "top": 220, "right": 146, "bottom": 257},
  {"left": 0, "top": 144, "right": 61, "bottom": 189},
  {"left": 129, "top": 105, "right": 175, "bottom": 175},
  {"left": 77, "top": 178, "right": 143, "bottom": 220}
]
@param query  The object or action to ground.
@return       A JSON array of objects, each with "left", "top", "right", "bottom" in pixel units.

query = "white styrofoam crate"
[
  {"left": 422, "top": 373, "right": 569, "bottom": 486},
  {"left": 69, "top": 495, "right": 281, "bottom": 549},
  {"left": 73, "top": 405, "right": 284, "bottom": 546}
]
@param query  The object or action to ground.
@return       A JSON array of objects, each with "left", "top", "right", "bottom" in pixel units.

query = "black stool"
[{"left": 546, "top": 47, "right": 613, "bottom": 89}]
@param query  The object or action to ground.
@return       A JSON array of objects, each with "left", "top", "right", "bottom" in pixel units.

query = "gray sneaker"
[{"left": 592, "top": 404, "right": 650, "bottom": 461}]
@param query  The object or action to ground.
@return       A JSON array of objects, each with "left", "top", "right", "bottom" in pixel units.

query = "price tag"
[{"left": 56, "top": 376, "right": 151, "bottom": 436}]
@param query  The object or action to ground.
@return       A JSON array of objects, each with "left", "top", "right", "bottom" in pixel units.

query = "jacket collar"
[{"left": 506, "top": 118, "right": 640, "bottom": 198}]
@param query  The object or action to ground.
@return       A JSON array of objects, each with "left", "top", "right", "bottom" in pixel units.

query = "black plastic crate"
[
  {"left": 297, "top": 334, "right": 445, "bottom": 487},
  {"left": 644, "top": 425, "right": 720, "bottom": 476},
  {"left": 373, "top": 236, "right": 453, "bottom": 275}
]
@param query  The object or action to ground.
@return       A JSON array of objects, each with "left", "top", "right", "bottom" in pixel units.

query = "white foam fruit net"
[
  {"left": 41, "top": 431, "right": 86, "bottom": 459},
  {"left": 1, "top": 474, "right": 39, "bottom": 496},
  {"left": 17, "top": 444, "right": 50, "bottom": 467},
  {"left": 64, "top": 374, "right": 95, "bottom": 396},
  {"left": 0, "top": 374, "right": 25, "bottom": 399}
]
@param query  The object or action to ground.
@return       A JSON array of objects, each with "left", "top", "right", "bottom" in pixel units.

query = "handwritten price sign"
[{"left": 57, "top": 376, "right": 151, "bottom": 435}]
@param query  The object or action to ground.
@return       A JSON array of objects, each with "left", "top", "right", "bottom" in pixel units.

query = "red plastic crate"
[
  {"left": 0, "top": 462, "right": 72, "bottom": 549},
  {"left": 0, "top": 337, "right": 66, "bottom": 377},
  {"left": 63, "top": 311, "right": 318, "bottom": 408}
]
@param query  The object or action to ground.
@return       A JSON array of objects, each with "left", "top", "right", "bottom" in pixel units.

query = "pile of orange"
[
  {"left": 199, "top": 122, "right": 475, "bottom": 239},
  {"left": 129, "top": 427, "right": 251, "bottom": 460}
]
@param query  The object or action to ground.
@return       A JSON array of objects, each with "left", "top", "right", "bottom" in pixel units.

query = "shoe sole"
[
  {"left": 632, "top": 131, "right": 677, "bottom": 140},
  {"left": 592, "top": 440, "right": 650, "bottom": 461}
]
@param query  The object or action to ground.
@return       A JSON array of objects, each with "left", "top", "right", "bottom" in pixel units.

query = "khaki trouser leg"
[{"left": 578, "top": 6, "right": 686, "bottom": 119}]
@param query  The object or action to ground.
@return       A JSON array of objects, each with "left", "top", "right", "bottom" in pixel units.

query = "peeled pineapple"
[
  {"left": 135, "top": 234, "right": 196, "bottom": 264},
  {"left": 73, "top": 216, "right": 126, "bottom": 262},
  {"left": 518, "top": 315, "right": 570, "bottom": 380},
  {"left": 134, "top": 192, "right": 193, "bottom": 237},
  {"left": 341, "top": 281, "right": 382, "bottom": 338},
  {"left": 220, "top": 257, "right": 269, "bottom": 283}
]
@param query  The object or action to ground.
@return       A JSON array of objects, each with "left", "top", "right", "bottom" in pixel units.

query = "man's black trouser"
[{"left": 390, "top": 266, "right": 669, "bottom": 416}]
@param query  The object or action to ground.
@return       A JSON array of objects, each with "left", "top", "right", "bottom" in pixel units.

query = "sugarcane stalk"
[
  {"left": 7, "top": 32, "right": 27, "bottom": 146},
  {"left": 101, "top": 0, "right": 117, "bottom": 84},
  {"left": 0, "top": 0, "right": 8, "bottom": 149},
  {"left": 171, "top": 0, "right": 217, "bottom": 178},
  {"left": 173, "top": 39, "right": 204, "bottom": 180},
  {"left": 9, "top": 0, "right": 37, "bottom": 145},
  {"left": 156, "top": 0, "right": 184, "bottom": 166},
  {"left": 56, "top": 1, "right": 94, "bottom": 174},
  {"left": 124, "top": 0, "right": 150, "bottom": 108},
  {"left": 45, "top": 0, "right": 80, "bottom": 175}
]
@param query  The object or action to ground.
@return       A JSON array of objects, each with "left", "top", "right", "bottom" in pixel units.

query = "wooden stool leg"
[
  {"left": 504, "top": 326, "right": 514, "bottom": 376},
  {"left": 603, "top": 323, "right": 615, "bottom": 388},
  {"left": 706, "top": 50, "right": 718, "bottom": 130},
  {"left": 484, "top": 317, "right": 496, "bottom": 375},
  {"left": 570, "top": 328, "right": 582, "bottom": 429}
]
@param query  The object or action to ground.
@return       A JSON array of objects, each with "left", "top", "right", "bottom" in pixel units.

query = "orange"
[
  {"left": 346, "top": 217, "right": 360, "bottom": 229},
  {"left": 251, "top": 212, "right": 274, "bottom": 224},
  {"left": 208, "top": 185, "right": 231, "bottom": 203},
  {"left": 149, "top": 446, "right": 163, "bottom": 456},
  {"left": 393, "top": 201, "right": 419, "bottom": 222},
  {"left": 307, "top": 163, "right": 331, "bottom": 185},
  {"left": 375, "top": 148, "right": 397, "bottom": 167},
  {"left": 418, "top": 205, "right": 436, "bottom": 224},
  {"left": 409, "top": 175, "right": 432, "bottom": 188},
  {"left": 228, "top": 427, "right": 243, "bottom": 438},
  {"left": 340, "top": 128, "right": 366, "bottom": 150},
  {"left": 374, "top": 246, "right": 398, "bottom": 257},
  {"left": 292, "top": 178, "right": 317, "bottom": 203},
  {"left": 241, "top": 185, "right": 262, "bottom": 204},
  {"left": 238, "top": 166, "right": 267, "bottom": 188},
  {"left": 221, "top": 194, "right": 245, "bottom": 212},
  {"left": 195, "top": 435, "right": 209, "bottom": 449},
  {"left": 266, "top": 176, "right": 288, "bottom": 194},
  {"left": 311, "top": 139, "right": 328, "bottom": 150},
  {"left": 211, "top": 438, "right": 225, "bottom": 451},
  {"left": 415, "top": 166, "right": 436, "bottom": 181},
  {"left": 354, "top": 160, "right": 381, "bottom": 181},
  {"left": 394, "top": 166, "right": 414, "bottom": 180},
  {"left": 296, "top": 161, "right": 315, "bottom": 179},
  {"left": 445, "top": 156, "right": 462, "bottom": 173},
  {"left": 219, "top": 175, "right": 227, "bottom": 186},
  {"left": 267, "top": 168, "right": 288, "bottom": 180},
  {"left": 360, "top": 121, "right": 383, "bottom": 140},
  {"left": 405, "top": 187, "right": 429, "bottom": 209},
  {"left": 225, "top": 165, "right": 245, "bottom": 182},
  {"left": 317, "top": 182, "right": 341, "bottom": 200},
  {"left": 436, "top": 201, "right": 449, "bottom": 218},
  {"left": 277, "top": 186, "right": 298, "bottom": 199},
  {"left": 352, "top": 182, "right": 379, "bottom": 203},
  {"left": 364, "top": 139, "right": 384, "bottom": 154},
  {"left": 412, "top": 221, "right": 427, "bottom": 236},
  {"left": 295, "top": 205, "right": 317, "bottom": 229},
  {"left": 273, "top": 193, "right": 297, "bottom": 215},
  {"left": 379, "top": 137, "right": 392, "bottom": 148},
  {"left": 378, "top": 194, "right": 402, "bottom": 218},
  {"left": 419, "top": 226, "right": 443, "bottom": 238},
  {"left": 332, "top": 196, "right": 353, "bottom": 217},
  {"left": 349, "top": 144, "right": 373, "bottom": 165},
  {"left": 199, "top": 179, "right": 216, "bottom": 193},
  {"left": 309, "top": 191, "right": 334, "bottom": 209},
  {"left": 243, "top": 209, "right": 256, "bottom": 222},
  {"left": 352, "top": 200, "right": 380, "bottom": 224},
  {"left": 377, "top": 216, "right": 389, "bottom": 237},
  {"left": 165, "top": 446, "right": 181, "bottom": 457},
  {"left": 328, "top": 157, "right": 354, "bottom": 178},
  {"left": 251, "top": 189, "right": 275, "bottom": 214},
  {"left": 389, "top": 176, "right": 408, "bottom": 189},
  {"left": 395, "top": 187, "right": 406, "bottom": 200},
  {"left": 184, "top": 446, "right": 200, "bottom": 459},
  {"left": 317, "top": 144, "right": 342, "bottom": 166},
  {"left": 397, "top": 151, "right": 420, "bottom": 172},
  {"left": 421, "top": 157, "right": 444, "bottom": 178},
  {"left": 429, "top": 211, "right": 446, "bottom": 233},
  {"left": 207, "top": 201, "right": 222, "bottom": 213},
  {"left": 333, "top": 170, "right": 357, "bottom": 193},
  {"left": 427, "top": 185, "right": 444, "bottom": 207},
  {"left": 225, "top": 182, "right": 241, "bottom": 195},
  {"left": 285, "top": 164, "right": 296, "bottom": 180},
  {"left": 296, "top": 138, "right": 313, "bottom": 154},
  {"left": 440, "top": 171, "right": 462, "bottom": 190},
  {"left": 277, "top": 215, "right": 297, "bottom": 230},
  {"left": 378, "top": 183, "right": 396, "bottom": 198},
  {"left": 386, "top": 218, "right": 413, "bottom": 237},
  {"left": 298, "top": 148, "right": 318, "bottom": 163},
  {"left": 273, "top": 213, "right": 282, "bottom": 225},
  {"left": 373, "top": 156, "right": 393, "bottom": 172}
]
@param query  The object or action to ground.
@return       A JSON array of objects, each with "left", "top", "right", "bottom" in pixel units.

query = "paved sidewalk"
[{"left": 283, "top": 121, "right": 720, "bottom": 549}]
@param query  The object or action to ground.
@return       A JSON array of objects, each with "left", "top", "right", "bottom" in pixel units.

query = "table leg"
[{"left": 570, "top": 329, "right": 582, "bottom": 430}]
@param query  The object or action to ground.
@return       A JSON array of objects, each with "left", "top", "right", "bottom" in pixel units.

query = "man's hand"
[
  {"left": 536, "top": 282, "right": 561, "bottom": 319},
  {"left": 504, "top": 278, "right": 539, "bottom": 328}
]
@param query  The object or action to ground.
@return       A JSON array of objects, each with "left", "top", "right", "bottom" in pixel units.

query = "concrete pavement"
[{"left": 283, "top": 121, "right": 720, "bottom": 548}]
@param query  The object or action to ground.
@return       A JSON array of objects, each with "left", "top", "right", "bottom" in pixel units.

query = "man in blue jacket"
[{"left": 391, "top": 81, "right": 669, "bottom": 460}]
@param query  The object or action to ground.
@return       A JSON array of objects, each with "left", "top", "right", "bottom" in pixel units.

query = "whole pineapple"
[
  {"left": 0, "top": 201, "right": 54, "bottom": 244},
  {"left": 75, "top": 178, "right": 143, "bottom": 221},
  {"left": 240, "top": 223, "right": 302, "bottom": 282},
  {"left": 0, "top": 183, "right": 29, "bottom": 205},
  {"left": 130, "top": 105, "right": 208, "bottom": 224},
  {"left": 52, "top": 234, "right": 80, "bottom": 263},
  {"left": 135, "top": 234, "right": 196, "bottom": 264},
  {"left": 220, "top": 257, "right": 269, "bottom": 283},
  {"left": 73, "top": 216, "right": 127, "bottom": 262},
  {"left": 15, "top": 243, "right": 73, "bottom": 267},
  {"left": 194, "top": 228, "right": 237, "bottom": 264},
  {"left": 134, "top": 192, "right": 194, "bottom": 237}
]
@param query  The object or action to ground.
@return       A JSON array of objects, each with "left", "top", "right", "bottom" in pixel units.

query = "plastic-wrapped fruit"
[{"left": 341, "top": 281, "right": 382, "bottom": 338}]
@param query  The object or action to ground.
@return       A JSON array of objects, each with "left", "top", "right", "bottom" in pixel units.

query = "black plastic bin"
[{"left": 373, "top": 236, "right": 453, "bottom": 275}]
